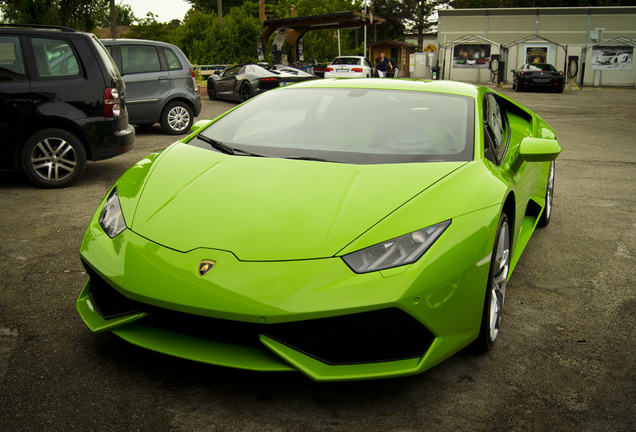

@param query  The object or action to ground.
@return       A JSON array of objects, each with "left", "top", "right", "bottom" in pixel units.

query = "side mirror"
[
  {"left": 189, "top": 119, "right": 211, "bottom": 135},
  {"left": 519, "top": 137, "right": 562, "bottom": 161}
]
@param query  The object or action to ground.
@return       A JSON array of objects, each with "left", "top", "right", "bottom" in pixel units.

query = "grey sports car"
[{"left": 207, "top": 64, "right": 317, "bottom": 102}]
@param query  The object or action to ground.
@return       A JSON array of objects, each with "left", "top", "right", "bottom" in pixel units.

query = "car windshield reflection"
[{"left": 197, "top": 88, "right": 475, "bottom": 164}]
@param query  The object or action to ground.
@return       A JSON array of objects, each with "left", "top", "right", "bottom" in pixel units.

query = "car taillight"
[
  {"left": 558, "top": 71, "right": 563, "bottom": 76},
  {"left": 260, "top": 78, "right": 277, "bottom": 82},
  {"left": 104, "top": 88, "right": 121, "bottom": 118},
  {"left": 326, "top": 67, "right": 333, "bottom": 72},
  {"left": 190, "top": 68, "right": 198, "bottom": 90},
  {"left": 519, "top": 70, "right": 525, "bottom": 75},
  {"left": 352, "top": 67, "right": 363, "bottom": 72}
]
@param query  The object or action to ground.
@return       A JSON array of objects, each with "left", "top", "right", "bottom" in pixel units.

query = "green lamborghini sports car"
[{"left": 77, "top": 79, "right": 561, "bottom": 381}]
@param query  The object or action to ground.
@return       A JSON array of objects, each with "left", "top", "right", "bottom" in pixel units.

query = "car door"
[
  {"left": 215, "top": 66, "right": 243, "bottom": 97},
  {"left": 0, "top": 35, "right": 31, "bottom": 168},
  {"left": 117, "top": 43, "right": 170, "bottom": 124}
]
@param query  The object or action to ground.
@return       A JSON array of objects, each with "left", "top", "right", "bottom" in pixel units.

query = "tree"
[
  {"left": 185, "top": 0, "right": 244, "bottom": 15},
  {"left": 403, "top": 0, "right": 446, "bottom": 50},
  {"left": 0, "top": 0, "right": 127, "bottom": 31},
  {"left": 94, "top": 2, "right": 137, "bottom": 28}
]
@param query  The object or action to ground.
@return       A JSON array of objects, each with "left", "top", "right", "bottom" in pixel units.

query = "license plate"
[
  {"left": 279, "top": 82, "right": 292, "bottom": 86},
  {"left": 337, "top": 68, "right": 347, "bottom": 72}
]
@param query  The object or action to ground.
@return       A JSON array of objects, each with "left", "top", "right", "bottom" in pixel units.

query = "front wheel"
[
  {"left": 473, "top": 213, "right": 510, "bottom": 353},
  {"left": 21, "top": 128, "right": 86, "bottom": 188},
  {"left": 538, "top": 161, "right": 555, "bottom": 227},
  {"left": 160, "top": 101, "right": 194, "bottom": 135}
]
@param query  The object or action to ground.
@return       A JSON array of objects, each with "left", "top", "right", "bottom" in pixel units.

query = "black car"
[
  {"left": 207, "top": 64, "right": 316, "bottom": 102},
  {"left": 0, "top": 24, "right": 134, "bottom": 188},
  {"left": 511, "top": 63, "right": 565, "bottom": 93}
]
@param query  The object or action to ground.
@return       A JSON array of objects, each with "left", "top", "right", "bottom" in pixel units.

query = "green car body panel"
[{"left": 77, "top": 79, "right": 561, "bottom": 381}]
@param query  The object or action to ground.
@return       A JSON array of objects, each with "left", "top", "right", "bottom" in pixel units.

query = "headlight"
[
  {"left": 98, "top": 187, "right": 127, "bottom": 238},
  {"left": 342, "top": 220, "right": 451, "bottom": 273}
]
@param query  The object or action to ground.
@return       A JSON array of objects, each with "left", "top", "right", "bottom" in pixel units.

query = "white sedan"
[{"left": 324, "top": 56, "right": 374, "bottom": 78}]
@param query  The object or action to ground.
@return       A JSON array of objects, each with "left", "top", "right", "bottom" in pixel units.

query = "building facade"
[{"left": 437, "top": 7, "right": 636, "bottom": 87}]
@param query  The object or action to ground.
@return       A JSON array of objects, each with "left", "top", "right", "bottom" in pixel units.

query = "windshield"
[
  {"left": 197, "top": 87, "right": 475, "bottom": 164},
  {"left": 525, "top": 63, "right": 556, "bottom": 72}
]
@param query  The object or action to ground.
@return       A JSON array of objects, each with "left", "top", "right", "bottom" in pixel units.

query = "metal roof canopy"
[
  {"left": 262, "top": 11, "right": 385, "bottom": 56},
  {"left": 438, "top": 34, "right": 503, "bottom": 82},
  {"left": 503, "top": 35, "right": 569, "bottom": 80}
]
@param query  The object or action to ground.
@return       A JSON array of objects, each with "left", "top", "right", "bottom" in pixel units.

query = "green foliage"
[
  {"left": 124, "top": 12, "right": 179, "bottom": 42},
  {"left": 94, "top": 2, "right": 137, "bottom": 28},
  {"left": 0, "top": 0, "right": 108, "bottom": 31},
  {"left": 175, "top": 6, "right": 263, "bottom": 64}
]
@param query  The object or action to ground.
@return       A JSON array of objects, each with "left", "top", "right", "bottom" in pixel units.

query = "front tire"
[
  {"left": 21, "top": 128, "right": 86, "bottom": 188},
  {"left": 160, "top": 101, "right": 194, "bottom": 135},
  {"left": 538, "top": 161, "right": 555, "bottom": 227},
  {"left": 473, "top": 213, "right": 510, "bottom": 353}
]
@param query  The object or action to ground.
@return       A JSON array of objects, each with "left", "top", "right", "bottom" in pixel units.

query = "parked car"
[
  {"left": 511, "top": 63, "right": 565, "bottom": 93},
  {"left": 102, "top": 39, "right": 201, "bottom": 135},
  {"left": 77, "top": 79, "right": 562, "bottom": 381},
  {"left": 207, "top": 64, "right": 316, "bottom": 102},
  {"left": 324, "top": 56, "right": 374, "bottom": 78},
  {"left": 0, "top": 25, "right": 134, "bottom": 188}
]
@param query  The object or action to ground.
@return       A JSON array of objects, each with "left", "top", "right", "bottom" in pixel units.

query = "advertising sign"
[
  {"left": 453, "top": 44, "right": 490, "bottom": 68},
  {"left": 592, "top": 46, "right": 633, "bottom": 71}
]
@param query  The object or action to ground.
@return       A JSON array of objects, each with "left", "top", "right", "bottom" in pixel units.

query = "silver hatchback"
[{"left": 103, "top": 39, "right": 201, "bottom": 135}]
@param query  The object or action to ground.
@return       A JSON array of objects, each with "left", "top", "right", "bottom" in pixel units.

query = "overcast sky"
[{"left": 126, "top": 0, "right": 192, "bottom": 23}]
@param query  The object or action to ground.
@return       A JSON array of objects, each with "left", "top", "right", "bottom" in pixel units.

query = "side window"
[
  {"left": 0, "top": 36, "right": 26, "bottom": 81},
  {"left": 31, "top": 38, "right": 80, "bottom": 78},
  {"left": 121, "top": 45, "right": 161, "bottom": 74},
  {"left": 162, "top": 48, "right": 182, "bottom": 70},
  {"left": 483, "top": 94, "right": 508, "bottom": 164}
]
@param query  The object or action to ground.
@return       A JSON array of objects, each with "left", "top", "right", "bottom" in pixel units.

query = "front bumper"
[{"left": 77, "top": 207, "right": 498, "bottom": 381}]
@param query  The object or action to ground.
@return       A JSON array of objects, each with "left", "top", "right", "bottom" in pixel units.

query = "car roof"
[
  {"left": 101, "top": 38, "right": 178, "bottom": 48},
  {"left": 281, "top": 78, "right": 484, "bottom": 98}
]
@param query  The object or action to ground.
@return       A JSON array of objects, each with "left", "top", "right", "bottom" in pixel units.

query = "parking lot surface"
[{"left": 1, "top": 85, "right": 634, "bottom": 431}]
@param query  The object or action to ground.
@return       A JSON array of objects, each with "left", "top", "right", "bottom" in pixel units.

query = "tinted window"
[
  {"left": 199, "top": 88, "right": 475, "bottom": 164},
  {"left": 162, "top": 47, "right": 182, "bottom": 70},
  {"left": 121, "top": 45, "right": 161, "bottom": 74},
  {"left": 0, "top": 36, "right": 26, "bottom": 81},
  {"left": 92, "top": 36, "right": 120, "bottom": 78},
  {"left": 31, "top": 38, "right": 80, "bottom": 78},
  {"left": 332, "top": 57, "right": 362, "bottom": 66},
  {"left": 483, "top": 94, "right": 508, "bottom": 163}
]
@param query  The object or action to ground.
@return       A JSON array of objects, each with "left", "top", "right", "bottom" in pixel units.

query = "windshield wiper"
[
  {"left": 285, "top": 156, "right": 332, "bottom": 162},
  {"left": 194, "top": 135, "right": 268, "bottom": 158}
]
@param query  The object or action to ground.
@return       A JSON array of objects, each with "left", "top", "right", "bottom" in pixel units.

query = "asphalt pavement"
[{"left": 0, "top": 85, "right": 634, "bottom": 431}]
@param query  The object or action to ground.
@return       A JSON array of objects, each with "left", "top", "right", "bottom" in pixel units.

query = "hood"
[{"left": 129, "top": 143, "right": 465, "bottom": 261}]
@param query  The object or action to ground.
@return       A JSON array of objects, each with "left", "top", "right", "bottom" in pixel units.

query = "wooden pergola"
[{"left": 260, "top": 4, "right": 385, "bottom": 64}]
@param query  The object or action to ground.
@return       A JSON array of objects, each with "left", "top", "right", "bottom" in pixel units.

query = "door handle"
[{"left": 158, "top": 76, "right": 168, "bottom": 81}]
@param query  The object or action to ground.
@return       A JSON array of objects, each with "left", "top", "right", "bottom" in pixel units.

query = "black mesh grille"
[
  {"left": 85, "top": 266, "right": 142, "bottom": 319},
  {"left": 84, "top": 268, "right": 434, "bottom": 365},
  {"left": 264, "top": 308, "right": 434, "bottom": 365}
]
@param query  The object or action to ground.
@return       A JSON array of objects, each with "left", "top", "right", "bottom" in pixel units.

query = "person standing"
[{"left": 375, "top": 51, "right": 393, "bottom": 77}]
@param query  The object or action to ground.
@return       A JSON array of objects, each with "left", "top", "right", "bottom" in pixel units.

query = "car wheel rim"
[
  {"left": 545, "top": 161, "right": 555, "bottom": 220},
  {"left": 489, "top": 220, "right": 510, "bottom": 342},
  {"left": 241, "top": 85, "right": 250, "bottom": 100},
  {"left": 30, "top": 137, "right": 77, "bottom": 182},
  {"left": 167, "top": 106, "right": 190, "bottom": 132}
]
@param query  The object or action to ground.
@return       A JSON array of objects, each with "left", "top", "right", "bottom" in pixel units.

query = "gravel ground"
[{"left": 0, "top": 85, "right": 634, "bottom": 432}]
